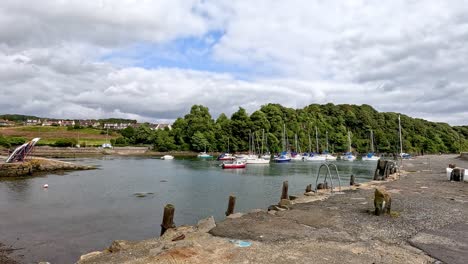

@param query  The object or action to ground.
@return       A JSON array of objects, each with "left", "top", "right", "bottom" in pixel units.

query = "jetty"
[{"left": 77, "top": 155, "right": 467, "bottom": 264}]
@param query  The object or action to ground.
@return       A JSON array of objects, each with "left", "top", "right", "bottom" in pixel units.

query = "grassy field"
[{"left": 0, "top": 126, "right": 119, "bottom": 146}]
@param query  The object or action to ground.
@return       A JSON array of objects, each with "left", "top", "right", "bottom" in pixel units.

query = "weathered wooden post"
[
  {"left": 350, "top": 175, "right": 355, "bottom": 186},
  {"left": 305, "top": 184, "right": 312, "bottom": 193},
  {"left": 281, "top": 181, "right": 289, "bottom": 200},
  {"left": 160, "top": 204, "right": 175, "bottom": 236},
  {"left": 225, "top": 195, "right": 236, "bottom": 216}
]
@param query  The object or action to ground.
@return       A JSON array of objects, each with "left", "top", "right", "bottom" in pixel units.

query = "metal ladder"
[{"left": 314, "top": 162, "right": 342, "bottom": 193}]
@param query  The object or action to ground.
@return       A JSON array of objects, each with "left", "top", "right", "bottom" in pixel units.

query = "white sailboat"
[
  {"left": 341, "top": 131, "right": 356, "bottom": 161},
  {"left": 274, "top": 124, "right": 291, "bottom": 163},
  {"left": 291, "top": 134, "right": 304, "bottom": 161},
  {"left": 245, "top": 131, "right": 269, "bottom": 164},
  {"left": 398, "top": 115, "right": 411, "bottom": 159},
  {"left": 323, "top": 130, "right": 337, "bottom": 161},
  {"left": 362, "top": 130, "right": 380, "bottom": 161},
  {"left": 305, "top": 126, "right": 326, "bottom": 161}
]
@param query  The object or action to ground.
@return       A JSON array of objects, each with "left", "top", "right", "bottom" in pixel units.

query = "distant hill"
[
  {"left": 0, "top": 114, "right": 137, "bottom": 124},
  {"left": 0, "top": 114, "right": 44, "bottom": 122}
]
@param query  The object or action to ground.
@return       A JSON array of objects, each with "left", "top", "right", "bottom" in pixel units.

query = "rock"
[
  {"left": 278, "top": 199, "right": 292, "bottom": 207},
  {"left": 288, "top": 195, "right": 299, "bottom": 200},
  {"left": 197, "top": 216, "right": 216, "bottom": 233},
  {"left": 267, "top": 205, "right": 286, "bottom": 211},
  {"left": 450, "top": 167, "right": 465, "bottom": 182},
  {"left": 38, "top": 262, "right": 51, "bottom": 264},
  {"left": 317, "top": 183, "right": 324, "bottom": 189},
  {"left": 267, "top": 210, "right": 277, "bottom": 215},
  {"left": 227, "top": 212, "right": 244, "bottom": 219},
  {"left": 148, "top": 245, "right": 164, "bottom": 256},
  {"left": 374, "top": 188, "right": 392, "bottom": 216},
  {"left": 304, "top": 191, "right": 315, "bottom": 196},
  {"left": 160, "top": 226, "right": 194, "bottom": 241},
  {"left": 108, "top": 240, "right": 133, "bottom": 253},
  {"left": 248, "top": 208, "right": 264, "bottom": 213},
  {"left": 79, "top": 251, "right": 102, "bottom": 261},
  {"left": 448, "top": 163, "right": 456, "bottom": 168}
]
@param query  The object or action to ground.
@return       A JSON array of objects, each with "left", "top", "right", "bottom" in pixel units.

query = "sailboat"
[
  {"left": 261, "top": 129, "right": 271, "bottom": 160},
  {"left": 341, "top": 131, "right": 356, "bottom": 161},
  {"left": 217, "top": 137, "right": 235, "bottom": 160},
  {"left": 246, "top": 131, "right": 270, "bottom": 164},
  {"left": 398, "top": 115, "right": 411, "bottom": 159},
  {"left": 291, "top": 134, "right": 304, "bottom": 161},
  {"left": 197, "top": 144, "right": 213, "bottom": 158},
  {"left": 323, "top": 130, "right": 337, "bottom": 161},
  {"left": 362, "top": 130, "right": 380, "bottom": 161},
  {"left": 274, "top": 124, "right": 291, "bottom": 163},
  {"left": 305, "top": 126, "right": 326, "bottom": 161}
]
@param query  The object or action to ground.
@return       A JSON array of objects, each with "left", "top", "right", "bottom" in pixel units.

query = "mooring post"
[
  {"left": 305, "top": 184, "right": 312, "bottom": 193},
  {"left": 281, "top": 181, "right": 289, "bottom": 200},
  {"left": 160, "top": 204, "right": 175, "bottom": 236},
  {"left": 225, "top": 195, "right": 236, "bottom": 216},
  {"left": 350, "top": 175, "right": 355, "bottom": 186}
]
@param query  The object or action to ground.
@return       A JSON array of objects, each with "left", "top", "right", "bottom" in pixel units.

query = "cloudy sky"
[{"left": 1, "top": 0, "right": 467, "bottom": 125}]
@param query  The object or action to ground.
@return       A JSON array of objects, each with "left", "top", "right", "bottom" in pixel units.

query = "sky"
[{"left": 1, "top": 0, "right": 468, "bottom": 125}]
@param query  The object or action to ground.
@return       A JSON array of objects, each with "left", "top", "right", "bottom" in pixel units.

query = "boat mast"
[
  {"left": 295, "top": 134, "right": 298, "bottom": 152},
  {"left": 326, "top": 131, "right": 329, "bottom": 152},
  {"left": 398, "top": 115, "right": 403, "bottom": 155},
  {"left": 315, "top": 126, "right": 319, "bottom": 153},
  {"left": 261, "top": 129, "right": 264, "bottom": 155},
  {"left": 282, "top": 123, "right": 286, "bottom": 151},
  {"left": 227, "top": 137, "right": 230, "bottom": 153},
  {"left": 308, "top": 131, "right": 312, "bottom": 153},
  {"left": 370, "top": 130, "right": 374, "bottom": 153},
  {"left": 348, "top": 131, "right": 352, "bottom": 153}
]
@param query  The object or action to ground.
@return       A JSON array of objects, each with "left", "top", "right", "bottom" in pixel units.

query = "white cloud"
[{"left": 0, "top": 0, "right": 468, "bottom": 125}]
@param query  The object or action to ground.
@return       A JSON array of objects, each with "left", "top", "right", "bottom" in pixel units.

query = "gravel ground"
[
  {"left": 210, "top": 155, "right": 468, "bottom": 263},
  {"left": 0, "top": 243, "right": 19, "bottom": 264}
]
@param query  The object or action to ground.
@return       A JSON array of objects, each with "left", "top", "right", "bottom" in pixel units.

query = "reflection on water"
[{"left": 0, "top": 157, "right": 376, "bottom": 263}]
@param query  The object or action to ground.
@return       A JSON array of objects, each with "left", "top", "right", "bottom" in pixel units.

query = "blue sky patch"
[{"left": 100, "top": 31, "right": 259, "bottom": 79}]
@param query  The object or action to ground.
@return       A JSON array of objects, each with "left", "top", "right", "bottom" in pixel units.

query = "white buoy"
[{"left": 43, "top": 184, "right": 49, "bottom": 188}]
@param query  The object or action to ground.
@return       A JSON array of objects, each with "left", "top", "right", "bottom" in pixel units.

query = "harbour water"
[{"left": 0, "top": 157, "right": 376, "bottom": 263}]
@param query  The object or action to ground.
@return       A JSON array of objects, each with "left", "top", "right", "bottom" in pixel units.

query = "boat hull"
[
  {"left": 222, "top": 163, "right": 246, "bottom": 169},
  {"left": 245, "top": 159, "right": 270, "bottom": 164}
]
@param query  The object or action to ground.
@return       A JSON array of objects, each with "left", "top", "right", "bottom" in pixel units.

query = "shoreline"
[
  {"left": 76, "top": 154, "right": 468, "bottom": 264},
  {"left": 0, "top": 156, "right": 95, "bottom": 177}
]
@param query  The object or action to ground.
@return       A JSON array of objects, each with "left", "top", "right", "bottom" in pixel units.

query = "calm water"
[{"left": 0, "top": 157, "right": 376, "bottom": 263}]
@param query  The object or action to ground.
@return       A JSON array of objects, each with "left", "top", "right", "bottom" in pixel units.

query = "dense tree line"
[{"left": 113, "top": 103, "right": 468, "bottom": 154}]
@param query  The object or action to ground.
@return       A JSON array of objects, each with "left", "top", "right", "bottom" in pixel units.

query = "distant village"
[{"left": 0, "top": 118, "right": 172, "bottom": 131}]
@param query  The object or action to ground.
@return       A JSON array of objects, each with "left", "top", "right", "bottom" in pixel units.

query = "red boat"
[{"left": 222, "top": 160, "right": 246, "bottom": 169}]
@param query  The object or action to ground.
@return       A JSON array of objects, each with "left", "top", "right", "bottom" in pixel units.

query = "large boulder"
[{"left": 374, "top": 188, "right": 392, "bottom": 216}]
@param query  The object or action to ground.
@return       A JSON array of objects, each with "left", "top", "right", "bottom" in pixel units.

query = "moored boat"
[
  {"left": 341, "top": 152, "right": 356, "bottom": 161},
  {"left": 362, "top": 130, "right": 379, "bottom": 161},
  {"left": 341, "top": 131, "right": 356, "bottom": 161},
  {"left": 217, "top": 153, "right": 235, "bottom": 160},
  {"left": 161, "top": 155, "right": 174, "bottom": 160},
  {"left": 305, "top": 153, "right": 326, "bottom": 162},
  {"left": 274, "top": 154, "right": 291, "bottom": 163},
  {"left": 245, "top": 157, "right": 270, "bottom": 164},
  {"left": 197, "top": 152, "right": 213, "bottom": 158},
  {"left": 222, "top": 160, "right": 247, "bottom": 169},
  {"left": 362, "top": 153, "right": 379, "bottom": 161}
]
